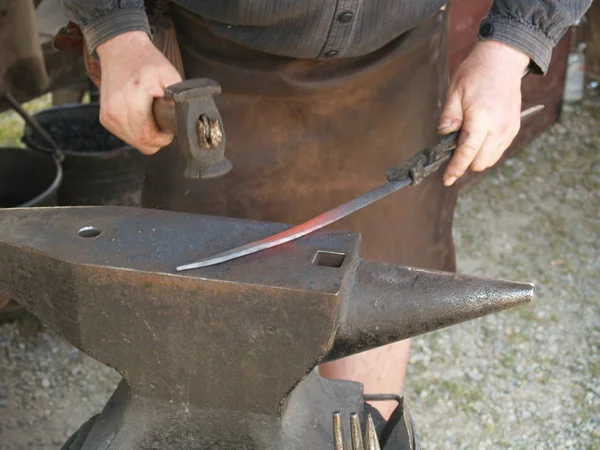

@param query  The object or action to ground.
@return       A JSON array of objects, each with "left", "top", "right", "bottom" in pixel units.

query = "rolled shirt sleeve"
[
  {"left": 480, "top": 0, "right": 593, "bottom": 74},
  {"left": 56, "top": 1, "right": 151, "bottom": 54}
]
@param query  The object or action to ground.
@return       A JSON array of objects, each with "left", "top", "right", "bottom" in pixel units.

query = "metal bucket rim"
[
  {"left": 25, "top": 103, "right": 135, "bottom": 157},
  {"left": 1, "top": 147, "right": 64, "bottom": 208}
]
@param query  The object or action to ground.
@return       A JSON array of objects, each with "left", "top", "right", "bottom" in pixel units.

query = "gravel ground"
[
  {"left": 408, "top": 98, "right": 600, "bottom": 449},
  {"left": 0, "top": 97, "right": 599, "bottom": 449}
]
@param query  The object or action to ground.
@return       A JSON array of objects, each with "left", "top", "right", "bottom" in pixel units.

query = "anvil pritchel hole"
[
  {"left": 313, "top": 251, "right": 346, "bottom": 268},
  {"left": 77, "top": 226, "right": 102, "bottom": 239}
]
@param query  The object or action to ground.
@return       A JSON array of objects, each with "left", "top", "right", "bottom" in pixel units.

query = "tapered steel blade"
[
  {"left": 176, "top": 105, "right": 544, "bottom": 271},
  {"left": 176, "top": 178, "right": 411, "bottom": 271}
]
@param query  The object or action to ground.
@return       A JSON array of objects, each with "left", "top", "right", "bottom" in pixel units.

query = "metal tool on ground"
[
  {"left": 333, "top": 411, "right": 381, "bottom": 450},
  {"left": 176, "top": 104, "right": 545, "bottom": 271},
  {"left": 0, "top": 205, "right": 533, "bottom": 449},
  {"left": 152, "top": 78, "right": 232, "bottom": 179}
]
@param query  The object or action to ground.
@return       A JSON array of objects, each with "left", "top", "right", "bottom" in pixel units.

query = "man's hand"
[
  {"left": 438, "top": 41, "right": 530, "bottom": 186},
  {"left": 97, "top": 31, "right": 183, "bottom": 155}
]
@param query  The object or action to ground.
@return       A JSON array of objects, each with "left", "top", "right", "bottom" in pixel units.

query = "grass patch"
[{"left": 0, "top": 94, "right": 52, "bottom": 147}]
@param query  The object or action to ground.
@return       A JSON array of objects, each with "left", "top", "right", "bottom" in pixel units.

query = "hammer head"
[{"left": 164, "top": 79, "right": 233, "bottom": 179}]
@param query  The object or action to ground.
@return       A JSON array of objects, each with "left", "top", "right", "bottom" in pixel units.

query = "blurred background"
[{"left": 0, "top": 0, "right": 598, "bottom": 448}]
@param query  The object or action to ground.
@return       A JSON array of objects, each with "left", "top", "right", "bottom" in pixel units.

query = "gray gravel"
[
  {"left": 408, "top": 99, "right": 600, "bottom": 449},
  {"left": 0, "top": 319, "right": 120, "bottom": 448},
  {"left": 0, "top": 98, "right": 599, "bottom": 449}
]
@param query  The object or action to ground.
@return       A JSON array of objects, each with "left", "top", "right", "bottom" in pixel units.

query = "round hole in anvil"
[{"left": 78, "top": 226, "right": 102, "bottom": 239}]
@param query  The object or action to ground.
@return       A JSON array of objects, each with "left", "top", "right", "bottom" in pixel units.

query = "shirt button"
[
  {"left": 325, "top": 50, "right": 339, "bottom": 58},
  {"left": 479, "top": 22, "right": 493, "bottom": 37},
  {"left": 337, "top": 11, "right": 354, "bottom": 23}
]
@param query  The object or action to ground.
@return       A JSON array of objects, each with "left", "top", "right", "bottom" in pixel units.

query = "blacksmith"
[{"left": 57, "top": 0, "right": 591, "bottom": 430}]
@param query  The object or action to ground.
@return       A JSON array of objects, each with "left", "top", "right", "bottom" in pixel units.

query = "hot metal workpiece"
[
  {"left": 178, "top": 105, "right": 544, "bottom": 271},
  {"left": 0, "top": 206, "right": 533, "bottom": 449}
]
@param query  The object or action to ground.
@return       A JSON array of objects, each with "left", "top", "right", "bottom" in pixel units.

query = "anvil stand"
[{"left": 0, "top": 206, "right": 533, "bottom": 449}]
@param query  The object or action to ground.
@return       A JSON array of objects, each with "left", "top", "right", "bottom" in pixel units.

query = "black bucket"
[
  {"left": 0, "top": 147, "right": 62, "bottom": 208},
  {"left": 23, "top": 103, "right": 145, "bottom": 206},
  {"left": 0, "top": 147, "right": 62, "bottom": 321}
]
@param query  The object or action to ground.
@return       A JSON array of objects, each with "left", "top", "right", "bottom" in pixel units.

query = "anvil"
[{"left": 0, "top": 206, "right": 533, "bottom": 449}]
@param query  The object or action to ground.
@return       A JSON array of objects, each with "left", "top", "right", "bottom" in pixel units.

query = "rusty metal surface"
[{"left": 0, "top": 206, "right": 533, "bottom": 449}]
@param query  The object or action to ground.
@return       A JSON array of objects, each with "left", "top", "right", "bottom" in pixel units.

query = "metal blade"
[
  {"left": 176, "top": 104, "right": 544, "bottom": 272},
  {"left": 176, "top": 178, "right": 411, "bottom": 271}
]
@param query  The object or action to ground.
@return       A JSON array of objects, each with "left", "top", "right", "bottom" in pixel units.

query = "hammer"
[{"left": 152, "top": 79, "right": 233, "bottom": 179}]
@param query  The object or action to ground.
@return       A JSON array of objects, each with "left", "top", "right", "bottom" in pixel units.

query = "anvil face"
[
  {"left": 0, "top": 207, "right": 359, "bottom": 414},
  {"left": 2, "top": 205, "right": 358, "bottom": 292}
]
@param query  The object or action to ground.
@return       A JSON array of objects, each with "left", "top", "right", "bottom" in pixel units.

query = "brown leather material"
[
  {"left": 151, "top": 15, "right": 186, "bottom": 79},
  {"left": 52, "top": 21, "right": 86, "bottom": 55},
  {"left": 143, "top": 5, "right": 458, "bottom": 271}
]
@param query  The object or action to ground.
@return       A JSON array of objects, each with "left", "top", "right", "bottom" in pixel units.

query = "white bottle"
[
  {"left": 563, "top": 43, "right": 587, "bottom": 103},
  {"left": 563, "top": 20, "right": 587, "bottom": 103}
]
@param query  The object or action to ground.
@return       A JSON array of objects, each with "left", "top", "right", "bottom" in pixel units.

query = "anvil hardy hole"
[
  {"left": 77, "top": 226, "right": 102, "bottom": 239},
  {"left": 313, "top": 251, "right": 346, "bottom": 268}
]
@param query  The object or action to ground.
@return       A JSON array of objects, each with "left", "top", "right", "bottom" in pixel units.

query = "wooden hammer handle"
[{"left": 152, "top": 97, "right": 177, "bottom": 134}]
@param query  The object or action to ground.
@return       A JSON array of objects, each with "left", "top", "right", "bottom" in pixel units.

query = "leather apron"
[{"left": 143, "top": 5, "right": 458, "bottom": 272}]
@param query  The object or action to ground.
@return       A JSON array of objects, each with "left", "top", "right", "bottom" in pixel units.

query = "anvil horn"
[{"left": 323, "top": 260, "right": 533, "bottom": 362}]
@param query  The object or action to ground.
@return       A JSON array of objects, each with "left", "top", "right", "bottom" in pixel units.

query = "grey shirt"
[{"left": 57, "top": 0, "right": 592, "bottom": 74}]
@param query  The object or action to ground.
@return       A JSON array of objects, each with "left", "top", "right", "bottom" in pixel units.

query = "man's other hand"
[
  {"left": 97, "top": 31, "right": 183, "bottom": 155},
  {"left": 438, "top": 41, "right": 530, "bottom": 186}
]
